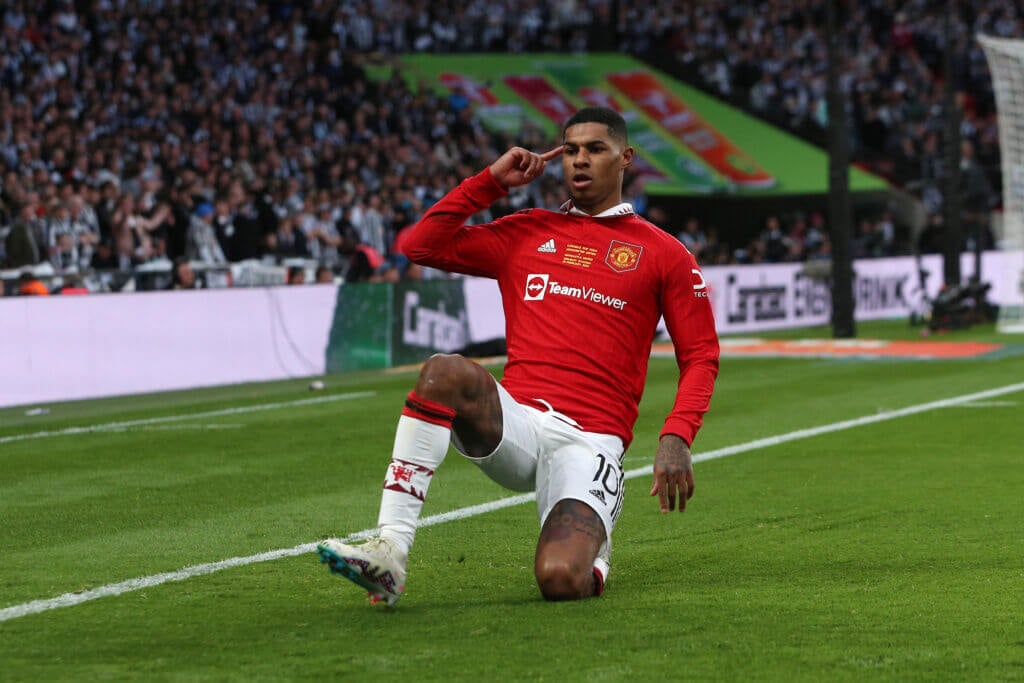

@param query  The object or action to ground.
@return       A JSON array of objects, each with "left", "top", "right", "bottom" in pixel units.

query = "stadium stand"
[{"left": 1, "top": 1, "right": 1020, "bottom": 293}]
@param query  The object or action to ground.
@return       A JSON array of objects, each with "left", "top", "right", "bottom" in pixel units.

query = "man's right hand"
[{"left": 489, "top": 146, "right": 563, "bottom": 189}]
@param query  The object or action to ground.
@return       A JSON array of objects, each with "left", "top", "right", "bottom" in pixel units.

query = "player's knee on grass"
[
  {"left": 534, "top": 554, "right": 595, "bottom": 601},
  {"left": 534, "top": 500, "right": 604, "bottom": 601}
]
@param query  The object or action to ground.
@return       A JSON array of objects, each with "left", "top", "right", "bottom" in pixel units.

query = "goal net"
[{"left": 979, "top": 34, "right": 1024, "bottom": 333}]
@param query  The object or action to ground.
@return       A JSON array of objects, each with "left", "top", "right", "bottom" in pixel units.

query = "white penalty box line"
[{"left": 2, "top": 381, "right": 1023, "bottom": 623}]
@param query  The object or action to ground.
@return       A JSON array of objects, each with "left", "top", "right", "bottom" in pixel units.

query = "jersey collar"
[{"left": 559, "top": 200, "right": 635, "bottom": 218}]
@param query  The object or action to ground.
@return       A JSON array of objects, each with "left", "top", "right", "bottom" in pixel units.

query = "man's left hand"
[{"left": 650, "top": 434, "right": 694, "bottom": 513}]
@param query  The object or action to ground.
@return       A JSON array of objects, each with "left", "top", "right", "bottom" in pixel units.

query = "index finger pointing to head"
[{"left": 539, "top": 145, "right": 564, "bottom": 161}]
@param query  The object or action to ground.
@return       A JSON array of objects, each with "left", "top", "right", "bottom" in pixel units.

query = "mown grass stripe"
[{"left": 2, "top": 380, "right": 1022, "bottom": 623}]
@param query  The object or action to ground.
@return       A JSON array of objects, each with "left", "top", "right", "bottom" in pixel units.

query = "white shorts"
[{"left": 451, "top": 382, "right": 626, "bottom": 552}]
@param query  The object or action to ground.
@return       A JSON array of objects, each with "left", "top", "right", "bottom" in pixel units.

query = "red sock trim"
[
  {"left": 402, "top": 391, "right": 456, "bottom": 428},
  {"left": 592, "top": 567, "right": 605, "bottom": 597}
]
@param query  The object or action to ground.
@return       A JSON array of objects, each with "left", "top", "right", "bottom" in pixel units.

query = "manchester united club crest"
[{"left": 605, "top": 240, "right": 643, "bottom": 273}]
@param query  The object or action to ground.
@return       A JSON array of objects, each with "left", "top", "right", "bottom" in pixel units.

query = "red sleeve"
[
  {"left": 403, "top": 169, "right": 511, "bottom": 278},
  {"left": 659, "top": 249, "right": 720, "bottom": 446}
]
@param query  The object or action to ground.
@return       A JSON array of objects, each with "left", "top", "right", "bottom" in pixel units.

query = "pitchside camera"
[{"left": 926, "top": 278, "right": 995, "bottom": 332}]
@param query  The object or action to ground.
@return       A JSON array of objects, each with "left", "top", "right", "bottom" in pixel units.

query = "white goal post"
[{"left": 979, "top": 34, "right": 1024, "bottom": 333}]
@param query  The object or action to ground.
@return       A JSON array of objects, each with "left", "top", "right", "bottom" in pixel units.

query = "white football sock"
[{"left": 378, "top": 414, "right": 451, "bottom": 555}]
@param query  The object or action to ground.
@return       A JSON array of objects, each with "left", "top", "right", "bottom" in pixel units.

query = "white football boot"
[{"left": 317, "top": 537, "right": 407, "bottom": 606}]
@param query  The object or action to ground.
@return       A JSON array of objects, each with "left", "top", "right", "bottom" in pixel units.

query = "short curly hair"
[{"left": 563, "top": 107, "right": 628, "bottom": 145}]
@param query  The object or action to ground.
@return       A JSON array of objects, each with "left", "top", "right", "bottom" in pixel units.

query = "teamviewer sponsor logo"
[
  {"left": 525, "top": 273, "right": 549, "bottom": 300},
  {"left": 523, "top": 273, "right": 628, "bottom": 310}
]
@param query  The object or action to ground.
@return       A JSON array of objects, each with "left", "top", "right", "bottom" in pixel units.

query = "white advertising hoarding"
[
  {"left": 0, "top": 285, "right": 338, "bottom": 408},
  {"left": 0, "top": 252, "right": 1017, "bottom": 408}
]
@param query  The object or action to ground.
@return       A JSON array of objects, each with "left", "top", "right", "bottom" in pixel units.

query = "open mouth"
[{"left": 571, "top": 174, "right": 592, "bottom": 190}]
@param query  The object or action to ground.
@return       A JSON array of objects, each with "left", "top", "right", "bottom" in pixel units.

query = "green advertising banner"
[
  {"left": 392, "top": 279, "right": 470, "bottom": 366},
  {"left": 325, "top": 282, "right": 392, "bottom": 371},
  {"left": 381, "top": 54, "right": 890, "bottom": 197},
  {"left": 325, "top": 280, "right": 470, "bottom": 371}
]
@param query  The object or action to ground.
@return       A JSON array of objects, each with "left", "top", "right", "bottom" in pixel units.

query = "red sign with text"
[{"left": 607, "top": 71, "right": 774, "bottom": 188}]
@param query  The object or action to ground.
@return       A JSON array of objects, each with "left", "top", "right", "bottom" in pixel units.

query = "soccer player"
[{"left": 317, "top": 107, "right": 719, "bottom": 604}]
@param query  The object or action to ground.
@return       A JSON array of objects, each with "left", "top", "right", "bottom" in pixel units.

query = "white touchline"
[
  {"left": 957, "top": 401, "right": 1018, "bottom": 408},
  {"left": 0, "top": 391, "right": 377, "bottom": 445},
  {"left": 2, "top": 380, "right": 1023, "bottom": 623}
]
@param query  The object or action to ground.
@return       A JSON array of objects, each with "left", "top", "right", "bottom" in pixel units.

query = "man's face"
[
  {"left": 177, "top": 263, "right": 194, "bottom": 287},
  {"left": 561, "top": 122, "right": 633, "bottom": 215}
]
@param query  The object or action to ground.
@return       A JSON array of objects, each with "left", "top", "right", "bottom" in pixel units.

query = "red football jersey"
[{"left": 404, "top": 169, "right": 719, "bottom": 449}]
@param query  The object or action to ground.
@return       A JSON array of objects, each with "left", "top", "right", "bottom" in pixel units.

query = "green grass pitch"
[{"left": 1, "top": 321, "right": 1022, "bottom": 681}]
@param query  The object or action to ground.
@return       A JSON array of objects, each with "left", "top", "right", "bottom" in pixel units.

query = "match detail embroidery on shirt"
[
  {"left": 537, "top": 238, "right": 557, "bottom": 253},
  {"left": 562, "top": 244, "right": 597, "bottom": 268}
]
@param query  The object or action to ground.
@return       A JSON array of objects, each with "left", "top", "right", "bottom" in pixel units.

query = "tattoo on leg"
[{"left": 540, "top": 500, "right": 605, "bottom": 544}]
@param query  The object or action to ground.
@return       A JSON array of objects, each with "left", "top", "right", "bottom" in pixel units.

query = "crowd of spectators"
[
  {"left": 0, "top": 0, "right": 527, "bottom": 293},
  {"left": 1, "top": 1, "right": 1021, "bottom": 295},
  {"left": 643, "top": 1, "right": 1017, "bottom": 221},
  {"left": 668, "top": 208, "right": 900, "bottom": 269}
]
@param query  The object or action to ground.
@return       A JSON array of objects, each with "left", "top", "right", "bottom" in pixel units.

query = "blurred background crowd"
[{"left": 1, "top": 0, "right": 1020, "bottom": 294}]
